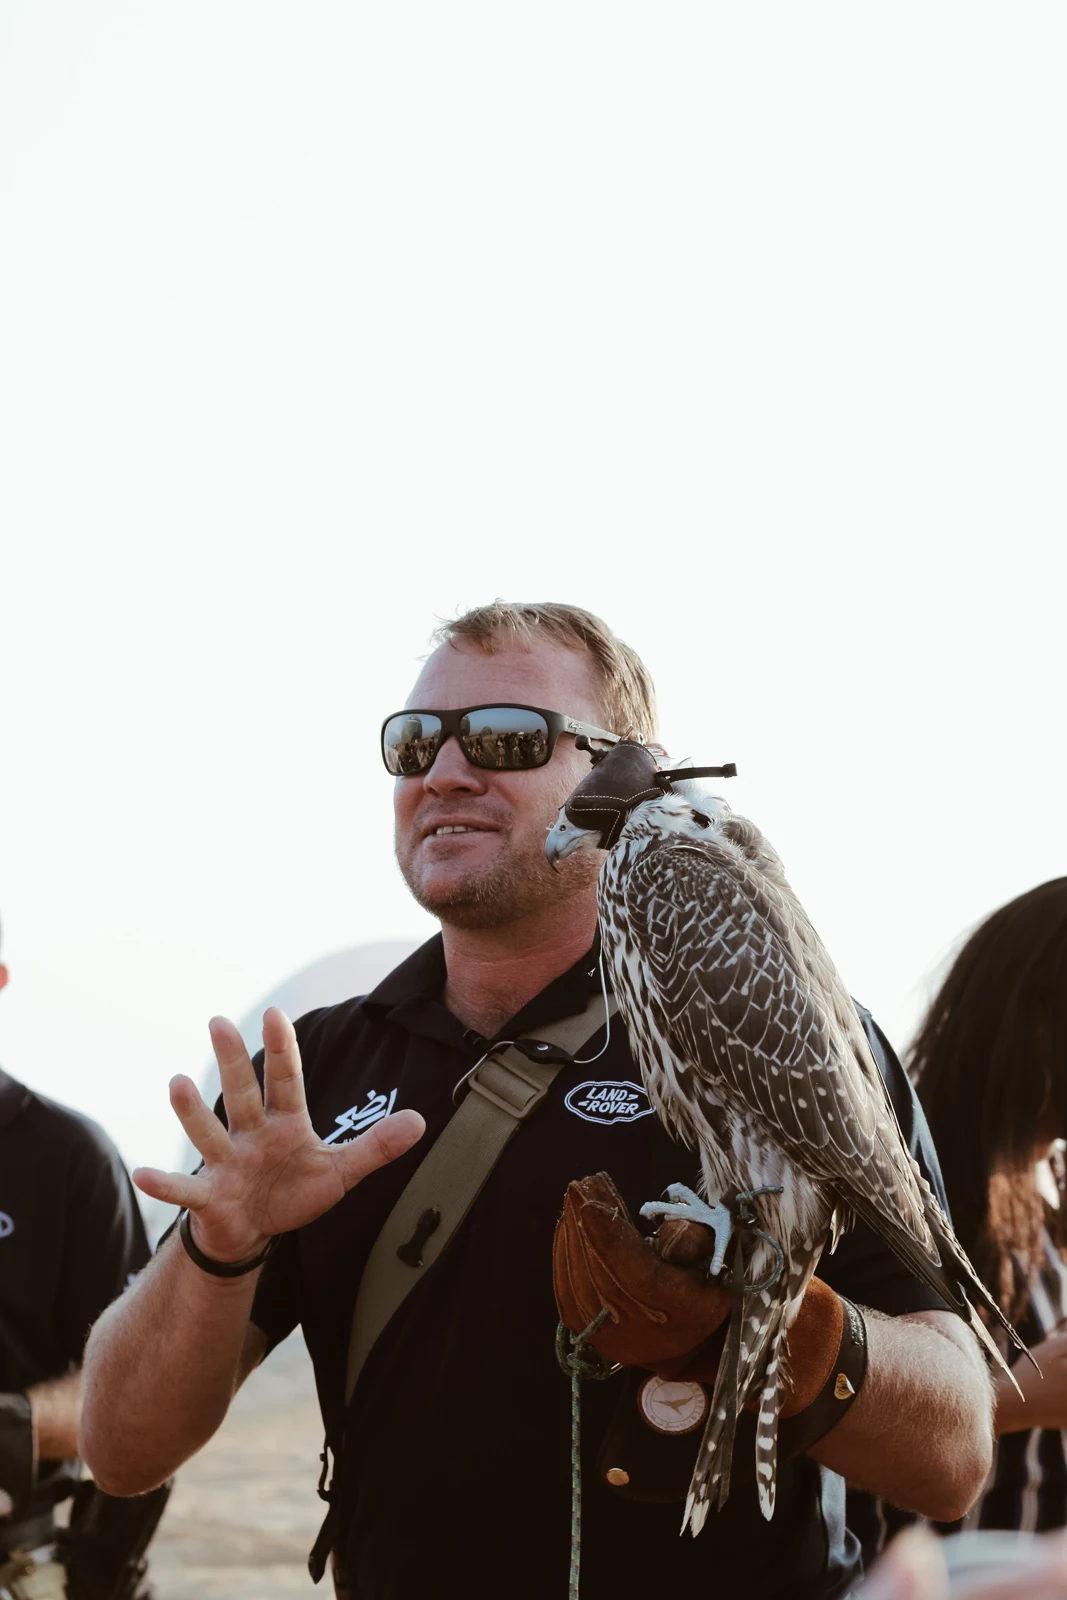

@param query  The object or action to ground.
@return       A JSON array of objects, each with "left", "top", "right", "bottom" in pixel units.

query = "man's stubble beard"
[{"left": 397, "top": 824, "right": 601, "bottom": 931}]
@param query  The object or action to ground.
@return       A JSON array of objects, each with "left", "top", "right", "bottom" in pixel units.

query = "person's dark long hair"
[{"left": 910, "top": 877, "right": 1067, "bottom": 1324}]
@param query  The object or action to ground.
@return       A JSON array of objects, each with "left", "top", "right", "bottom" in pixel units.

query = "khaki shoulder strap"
[{"left": 345, "top": 990, "right": 617, "bottom": 1404}]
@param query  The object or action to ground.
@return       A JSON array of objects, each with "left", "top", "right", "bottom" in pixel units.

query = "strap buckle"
[
  {"left": 466, "top": 1049, "right": 553, "bottom": 1119},
  {"left": 512, "top": 1037, "right": 577, "bottom": 1065}
]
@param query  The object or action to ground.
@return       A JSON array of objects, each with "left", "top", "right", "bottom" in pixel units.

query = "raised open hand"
[{"left": 133, "top": 1007, "right": 424, "bottom": 1263}]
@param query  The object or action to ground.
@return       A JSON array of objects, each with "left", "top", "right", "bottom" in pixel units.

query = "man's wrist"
[{"left": 178, "top": 1210, "right": 277, "bottom": 1278}]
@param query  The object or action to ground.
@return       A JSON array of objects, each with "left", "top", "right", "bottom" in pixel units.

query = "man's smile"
[
  {"left": 415, "top": 819, "right": 502, "bottom": 844},
  {"left": 417, "top": 817, "right": 503, "bottom": 842}
]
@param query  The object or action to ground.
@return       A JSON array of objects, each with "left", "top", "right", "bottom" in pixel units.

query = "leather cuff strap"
[
  {"left": 0, "top": 1392, "right": 35, "bottom": 1520},
  {"left": 178, "top": 1210, "right": 277, "bottom": 1278},
  {"left": 776, "top": 1294, "right": 869, "bottom": 1461}
]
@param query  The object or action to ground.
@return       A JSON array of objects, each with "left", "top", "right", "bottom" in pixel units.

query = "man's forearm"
[
  {"left": 80, "top": 1233, "right": 264, "bottom": 1496},
  {"left": 807, "top": 1308, "right": 993, "bottom": 1522}
]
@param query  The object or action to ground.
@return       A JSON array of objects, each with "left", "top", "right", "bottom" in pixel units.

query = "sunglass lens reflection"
[
  {"left": 459, "top": 708, "right": 550, "bottom": 769},
  {"left": 383, "top": 713, "right": 444, "bottom": 775}
]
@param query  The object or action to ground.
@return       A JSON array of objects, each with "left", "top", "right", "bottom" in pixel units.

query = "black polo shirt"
[
  {"left": 0, "top": 1068, "right": 151, "bottom": 1509},
  {"left": 247, "top": 937, "right": 950, "bottom": 1600}
]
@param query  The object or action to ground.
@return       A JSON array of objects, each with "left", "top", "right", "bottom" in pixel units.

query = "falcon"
[{"left": 546, "top": 739, "right": 1026, "bottom": 1534}]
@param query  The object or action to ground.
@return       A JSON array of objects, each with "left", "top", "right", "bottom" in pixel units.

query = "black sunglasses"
[{"left": 381, "top": 704, "right": 621, "bottom": 776}]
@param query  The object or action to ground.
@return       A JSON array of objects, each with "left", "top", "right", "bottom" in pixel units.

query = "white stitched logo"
[
  {"left": 563, "top": 1080, "right": 653, "bottom": 1126},
  {"left": 0, "top": 1212, "right": 13, "bottom": 1239},
  {"left": 323, "top": 1089, "right": 398, "bottom": 1144}
]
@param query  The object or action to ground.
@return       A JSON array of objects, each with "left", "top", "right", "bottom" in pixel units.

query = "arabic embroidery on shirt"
[{"left": 322, "top": 1089, "right": 398, "bottom": 1144}]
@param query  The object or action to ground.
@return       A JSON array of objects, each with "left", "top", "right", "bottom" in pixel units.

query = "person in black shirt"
[
  {"left": 0, "top": 927, "right": 168, "bottom": 1598},
  {"left": 81, "top": 602, "right": 994, "bottom": 1599}
]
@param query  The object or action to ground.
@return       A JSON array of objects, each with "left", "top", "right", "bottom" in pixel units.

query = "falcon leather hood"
[
  {"left": 562, "top": 740, "right": 665, "bottom": 850},
  {"left": 560, "top": 740, "right": 738, "bottom": 851}
]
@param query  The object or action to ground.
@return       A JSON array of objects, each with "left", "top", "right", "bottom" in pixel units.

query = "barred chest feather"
[{"left": 597, "top": 837, "right": 834, "bottom": 1283}]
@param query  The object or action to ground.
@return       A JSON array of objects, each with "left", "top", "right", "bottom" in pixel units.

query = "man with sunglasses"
[{"left": 81, "top": 602, "right": 992, "bottom": 1600}]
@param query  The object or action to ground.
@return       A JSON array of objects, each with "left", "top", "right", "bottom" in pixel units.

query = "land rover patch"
[{"left": 563, "top": 1079, "right": 654, "bottom": 1126}]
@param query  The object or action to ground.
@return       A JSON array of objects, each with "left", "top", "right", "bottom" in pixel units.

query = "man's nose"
[{"left": 423, "top": 735, "right": 489, "bottom": 795}]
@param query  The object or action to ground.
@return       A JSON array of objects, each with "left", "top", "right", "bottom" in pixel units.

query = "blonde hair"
[{"left": 431, "top": 601, "right": 657, "bottom": 739}]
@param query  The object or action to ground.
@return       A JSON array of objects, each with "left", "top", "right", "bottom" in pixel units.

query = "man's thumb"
[{"left": 338, "top": 1110, "right": 426, "bottom": 1188}]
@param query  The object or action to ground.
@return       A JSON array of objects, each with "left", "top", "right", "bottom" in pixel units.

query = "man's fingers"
[
  {"left": 334, "top": 1110, "right": 425, "bottom": 1191},
  {"left": 169, "top": 1073, "right": 234, "bottom": 1166},
  {"left": 132, "top": 1167, "right": 210, "bottom": 1210},
  {"left": 209, "top": 1016, "right": 267, "bottom": 1133},
  {"left": 261, "top": 1007, "right": 307, "bottom": 1117}
]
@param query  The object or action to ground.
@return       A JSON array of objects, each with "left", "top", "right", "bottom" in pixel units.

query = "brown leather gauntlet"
[{"left": 554, "top": 1172, "right": 847, "bottom": 1419}]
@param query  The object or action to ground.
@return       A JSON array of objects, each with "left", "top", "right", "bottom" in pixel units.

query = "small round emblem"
[{"left": 638, "top": 1375, "right": 708, "bottom": 1436}]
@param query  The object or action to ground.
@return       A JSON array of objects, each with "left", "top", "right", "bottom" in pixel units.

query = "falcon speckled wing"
[{"left": 546, "top": 740, "right": 1026, "bottom": 1536}]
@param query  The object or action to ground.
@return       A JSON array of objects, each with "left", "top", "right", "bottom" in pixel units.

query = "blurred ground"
[{"left": 149, "top": 1333, "right": 324, "bottom": 1598}]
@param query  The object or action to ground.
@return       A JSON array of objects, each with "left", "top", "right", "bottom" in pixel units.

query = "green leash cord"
[{"left": 555, "top": 1310, "right": 615, "bottom": 1600}]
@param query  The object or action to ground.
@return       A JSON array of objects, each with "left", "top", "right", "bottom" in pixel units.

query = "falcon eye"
[{"left": 691, "top": 810, "right": 711, "bottom": 828}]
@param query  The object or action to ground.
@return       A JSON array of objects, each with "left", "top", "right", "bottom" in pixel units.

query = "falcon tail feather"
[
  {"left": 751, "top": 1320, "right": 786, "bottom": 1520},
  {"left": 683, "top": 1291, "right": 786, "bottom": 1535},
  {"left": 684, "top": 1245, "right": 747, "bottom": 1534}
]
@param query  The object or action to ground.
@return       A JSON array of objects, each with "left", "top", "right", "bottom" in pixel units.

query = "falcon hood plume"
[{"left": 546, "top": 740, "right": 1028, "bottom": 1535}]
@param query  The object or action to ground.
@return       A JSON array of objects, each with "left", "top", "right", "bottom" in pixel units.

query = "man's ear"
[{"left": 0, "top": 964, "right": 8, "bottom": 994}]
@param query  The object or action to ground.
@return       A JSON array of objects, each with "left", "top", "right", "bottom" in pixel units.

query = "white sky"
[{"left": 1, "top": 3, "right": 1064, "bottom": 1177}]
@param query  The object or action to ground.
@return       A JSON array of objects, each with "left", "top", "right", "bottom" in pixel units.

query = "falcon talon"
[{"left": 639, "top": 1185, "right": 734, "bottom": 1278}]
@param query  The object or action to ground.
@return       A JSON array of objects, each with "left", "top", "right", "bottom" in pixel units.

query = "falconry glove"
[{"left": 554, "top": 1173, "right": 866, "bottom": 1430}]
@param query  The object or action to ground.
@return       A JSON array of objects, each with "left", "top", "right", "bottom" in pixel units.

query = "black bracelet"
[{"left": 178, "top": 1209, "right": 278, "bottom": 1279}]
